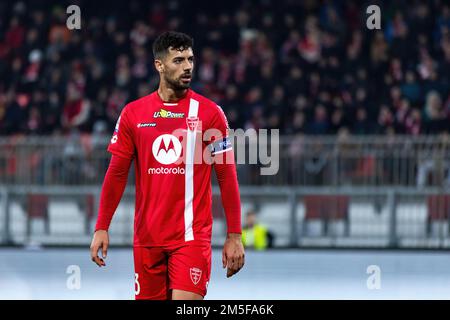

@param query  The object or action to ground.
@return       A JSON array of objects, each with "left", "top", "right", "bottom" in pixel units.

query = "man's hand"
[
  {"left": 90, "top": 230, "right": 109, "bottom": 267},
  {"left": 222, "top": 233, "right": 245, "bottom": 278}
]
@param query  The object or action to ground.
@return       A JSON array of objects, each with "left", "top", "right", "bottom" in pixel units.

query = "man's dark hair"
[{"left": 152, "top": 31, "right": 194, "bottom": 60}]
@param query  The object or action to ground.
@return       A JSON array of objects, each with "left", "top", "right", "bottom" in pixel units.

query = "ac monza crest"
[
  {"left": 190, "top": 267, "right": 202, "bottom": 285},
  {"left": 186, "top": 116, "right": 199, "bottom": 131}
]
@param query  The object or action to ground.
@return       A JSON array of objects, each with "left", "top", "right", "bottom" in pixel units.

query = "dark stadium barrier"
[
  {"left": 302, "top": 195, "right": 350, "bottom": 237},
  {"left": 26, "top": 193, "right": 50, "bottom": 239},
  {"left": 426, "top": 194, "right": 450, "bottom": 237}
]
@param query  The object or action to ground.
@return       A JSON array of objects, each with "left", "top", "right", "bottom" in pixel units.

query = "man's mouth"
[{"left": 181, "top": 74, "right": 192, "bottom": 81}]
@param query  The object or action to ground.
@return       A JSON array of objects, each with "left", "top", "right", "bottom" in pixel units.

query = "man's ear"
[{"left": 154, "top": 60, "right": 164, "bottom": 73}]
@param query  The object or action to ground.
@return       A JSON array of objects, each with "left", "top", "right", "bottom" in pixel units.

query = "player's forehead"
[{"left": 166, "top": 47, "right": 194, "bottom": 59}]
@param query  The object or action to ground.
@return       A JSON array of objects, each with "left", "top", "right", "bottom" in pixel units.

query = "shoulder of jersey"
[
  {"left": 123, "top": 94, "right": 154, "bottom": 113},
  {"left": 191, "top": 91, "right": 221, "bottom": 114}
]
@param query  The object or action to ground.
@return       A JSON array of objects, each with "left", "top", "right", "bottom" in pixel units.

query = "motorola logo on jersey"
[{"left": 152, "top": 134, "right": 182, "bottom": 165}]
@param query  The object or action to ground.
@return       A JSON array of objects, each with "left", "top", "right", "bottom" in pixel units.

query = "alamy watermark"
[
  {"left": 366, "top": 5, "right": 381, "bottom": 30},
  {"left": 66, "top": 5, "right": 81, "bottom": 30},
  {"left": 112, "top": 119, "right": 280, "bottom": 176},
  {"left": 366, "top": 265, "right": 381, "bottom": 290},
  {"left": 66, "top": 265, "right": 81, "bottom": 290}
]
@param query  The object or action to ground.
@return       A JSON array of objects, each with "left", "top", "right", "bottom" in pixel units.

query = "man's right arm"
[{"left": 90, "top": 154, "right": 132, "bottom": 267}]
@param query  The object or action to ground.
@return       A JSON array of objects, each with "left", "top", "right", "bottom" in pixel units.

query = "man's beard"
[{"left": 165, "top": 74, "right": 191, "bottom": 90}]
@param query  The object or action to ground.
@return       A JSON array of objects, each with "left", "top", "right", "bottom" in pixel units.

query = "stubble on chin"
[{"left": 165, "top": 76, "right": 190, "bottom": 90}]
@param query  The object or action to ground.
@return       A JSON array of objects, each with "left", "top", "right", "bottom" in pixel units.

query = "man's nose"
[{"left": 183, "top": 61, "right": 193, "bottom": 72}]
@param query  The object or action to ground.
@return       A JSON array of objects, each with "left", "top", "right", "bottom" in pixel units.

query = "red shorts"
[{"left": 133, "top": 241, "right": 212, "bottom": 300}]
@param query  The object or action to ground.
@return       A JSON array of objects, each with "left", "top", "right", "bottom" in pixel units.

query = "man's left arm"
[
  {"left": 214, "top": 160, "right": 245, "bottom": 278},
  {"left": 209, "top": 104, "right": 245, "bottom": 278}
]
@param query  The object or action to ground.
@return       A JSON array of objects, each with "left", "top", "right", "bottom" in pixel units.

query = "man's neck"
[{"left": 157, "top": 83, "right": 188, "bottom": 102}]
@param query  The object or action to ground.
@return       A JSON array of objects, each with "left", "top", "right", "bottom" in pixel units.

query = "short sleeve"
[
  {"left": 207, "top": 105, "right": 232, "bottom": 156},
  {"left": 107, "top": 106, "right": 135, "bottom": 159}
]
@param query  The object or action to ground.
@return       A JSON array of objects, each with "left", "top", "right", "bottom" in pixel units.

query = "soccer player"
[{"left": 90, "top": 31, "right": 245, "bottom": 300}]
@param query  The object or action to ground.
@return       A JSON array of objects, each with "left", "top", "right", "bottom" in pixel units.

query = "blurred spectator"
[
  {"left": 353, "top": 108, "right": 373, "bottom": 135},
  {"left": 307, "top": 105, "right": 329, "bottom": 134},
  {"left": 423, "top": 91, "right": 448, "bottom": 134},
  {"left": 416, "top": 133, "right": 450, "bottom": 188},
  {"left": 242, "top": 210, "right": 274, "bottom": 250}
]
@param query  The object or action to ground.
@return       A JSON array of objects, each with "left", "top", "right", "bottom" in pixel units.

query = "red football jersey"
[{"left": 107, "top": 89, "right": 234, "bottom": 247}]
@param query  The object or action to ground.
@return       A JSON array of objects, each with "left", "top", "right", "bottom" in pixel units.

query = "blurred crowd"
[{"left": 0, "top": 0, "right": 449, "bottom": 137}]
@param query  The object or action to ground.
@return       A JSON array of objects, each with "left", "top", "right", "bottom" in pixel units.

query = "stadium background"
[{"left": 1, "top": 0, "right": 450, "bottom": 299}]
